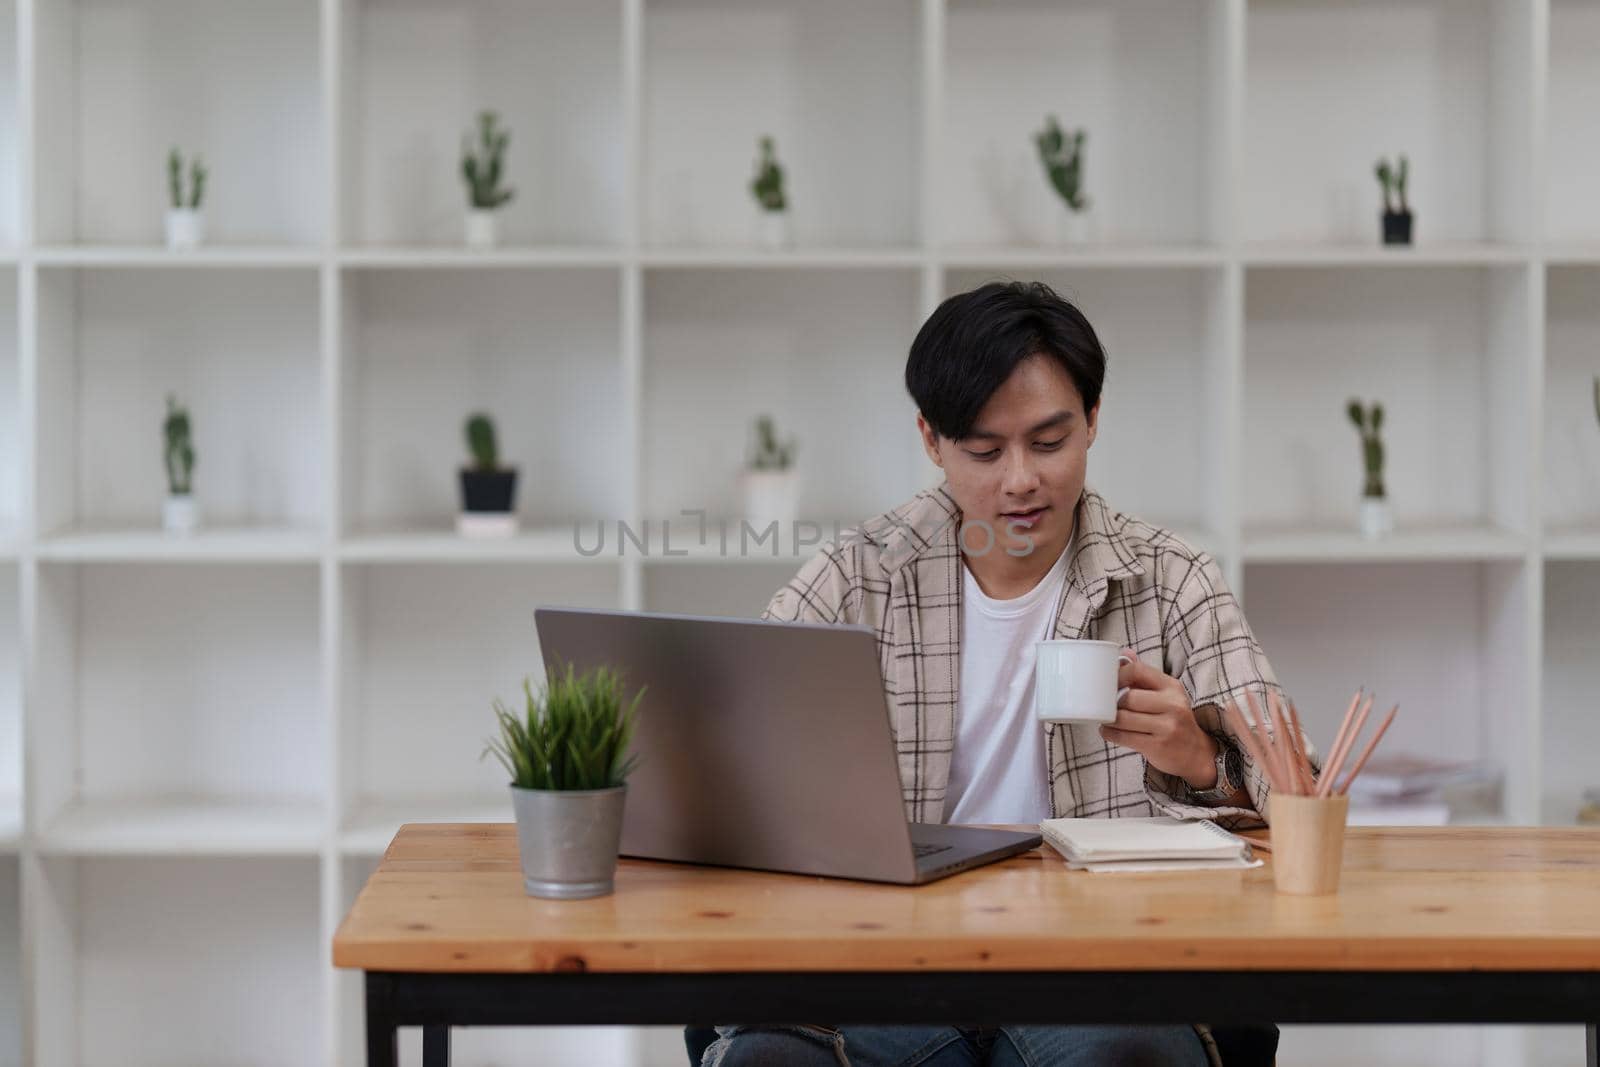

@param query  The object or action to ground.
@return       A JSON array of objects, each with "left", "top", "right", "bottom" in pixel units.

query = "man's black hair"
[{"left": 905, "top": 280, "right": 1106, "bottom": 441}]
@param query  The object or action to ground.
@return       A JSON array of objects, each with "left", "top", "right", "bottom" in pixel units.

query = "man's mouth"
[{"left": 1001, "top": 506, "right": 1049, "bottom": 529}]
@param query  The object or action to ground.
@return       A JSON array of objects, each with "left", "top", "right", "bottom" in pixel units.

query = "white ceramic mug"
[{"left": 1034, "top": 639, "right": 1132, "bottom": 724}]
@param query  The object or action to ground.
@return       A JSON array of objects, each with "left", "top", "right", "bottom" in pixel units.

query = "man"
[{"left": 701, "top": 281, "right": 1293, "bottom": 1067}]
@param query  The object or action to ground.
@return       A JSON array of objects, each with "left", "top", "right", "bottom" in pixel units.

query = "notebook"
[{"left": 1039, "top": 816, "right": 1263, "bottom": 873}]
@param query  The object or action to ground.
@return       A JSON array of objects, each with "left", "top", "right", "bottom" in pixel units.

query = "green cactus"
[
  {"left": 163, "top": 394, "right": 194, "bottom": 496},
  {"left": 750, "top": 136, "right": 786, "bottom": 212},
  {"left": 1375, "top": 154, "right": 1410, "bottom": 215},
  {"left": 167, "top": 148, "right": 182, "bottom": 209},
  {"left": 167, "top": 148, "right": 206, "bottom": 209},
  {"left": 748, "top": 415, "right": 795, "bottom": 472},
  {"left": 1346, "top": 399, "right": 1386, "bottom": 499},
  {"left": 1035, "top": 116, "right": 1088, "bottom": 213},
  {"left": 461, "top": 111, "right": 515, "bottom": 210},
  {"left": 465, "top": 412, "right": 499, "bottom": 471}
]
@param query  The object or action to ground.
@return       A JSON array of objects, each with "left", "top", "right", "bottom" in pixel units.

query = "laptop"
[{"left": 534, "top": 607, "right": 1042, "bottom": 884}]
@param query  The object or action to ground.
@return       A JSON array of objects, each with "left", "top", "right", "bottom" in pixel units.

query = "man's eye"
[
  {"left": 966, "top": 449, "right": 1000, "bottom": 461},
  {"left": 1035, "top": 438, "right": 1066, "bottom": 451}
]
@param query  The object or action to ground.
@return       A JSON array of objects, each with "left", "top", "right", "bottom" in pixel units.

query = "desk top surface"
[{"left": 332, "top": 824, "right": 1600, "bottom": 974}]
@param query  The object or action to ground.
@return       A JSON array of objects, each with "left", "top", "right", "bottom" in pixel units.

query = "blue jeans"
[{"left": 701, "top": 1023, "right": 1209, "bottom": 1066}]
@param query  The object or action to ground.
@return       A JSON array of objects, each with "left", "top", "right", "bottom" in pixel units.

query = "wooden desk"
[{"left": 334, "top": 824, "right": 1600, "bottom": 1067}]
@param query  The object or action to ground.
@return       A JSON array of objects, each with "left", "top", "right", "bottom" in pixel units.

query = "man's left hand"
[{"left": 1099, "top": 649, "right": 1219, "bottom": 788}]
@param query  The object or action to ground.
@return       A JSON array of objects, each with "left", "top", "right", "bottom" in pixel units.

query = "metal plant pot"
[{"left": 509, "top": 784, "right": 628, "bottom": 899}]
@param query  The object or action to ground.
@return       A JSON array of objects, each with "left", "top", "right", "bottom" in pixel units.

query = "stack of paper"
[
  {"left": 1039, "top": 816, "right": 1262, "bottom": 873},
  {"left": 1344, "top": 754, "right": 1499, "bottom": 825}
]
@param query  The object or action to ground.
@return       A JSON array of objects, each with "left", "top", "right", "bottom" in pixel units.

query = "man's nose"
[{"left": 1001, "top": 448, "right": 1041, "bottom": 496}]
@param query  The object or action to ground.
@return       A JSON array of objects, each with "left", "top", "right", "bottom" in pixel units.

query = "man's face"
[{"left": 917, "top": 353, "right": 1097, "bottom": 560}]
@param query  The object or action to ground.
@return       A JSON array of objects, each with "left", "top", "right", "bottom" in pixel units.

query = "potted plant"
[
  {"left": 739, "top": 414, "right": 799, "bottom": 529},
  {"left": 165, "top": 148, "right": 207, "bottom": 250},
  {"left": 457, "top": 412, "right": 518, "bottom": 537},
  {"left": 483, "top": 662, "right": 645, "bottom": 899},
  {"left": 1348, "top": 399, "right": 1391, "bottom": 539},
  {"left": 162, "top": 394, "right": 198, "bottom": 534},
  {"left": 1036, "top": 116, "right": 1090, "bottom": 245},
  {"left": 461, "top": 111, "right": 515, "bottom": 249},
  {"left": 1375, "top": 155, "right": 1413, "bottom": 246},
  {"left": 750, "top": 135, "right": 789, "bottom": 249}
]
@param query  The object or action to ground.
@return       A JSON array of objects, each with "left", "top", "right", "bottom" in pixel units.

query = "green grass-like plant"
[{"left": 483, "top": 662, "right": 644, "bottom": 791}]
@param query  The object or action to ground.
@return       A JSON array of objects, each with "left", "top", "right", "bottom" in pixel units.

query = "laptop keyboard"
[{"left": 912, "top": 842, "right": 954, "bottom": 859}]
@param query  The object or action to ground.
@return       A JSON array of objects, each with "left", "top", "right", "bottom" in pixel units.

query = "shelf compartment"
[
  {"left": 30, "top": 856, "right": 322, "bottom": 1067},
  {"left": 0, "top": 565, "right": 16, "bottom": 832},
  {"left": 0, "top": 857, "right": 16, "bottom": 1067},
  {"left": 643, "top": 559, "right": 806, "bottom": 619},
  {"left": 1547, "top": 0, "right": 1600, "bottom": 244},
  {"left": 33, "top": 0, "right": 324, "bottom": 246},
  {"left": 1243, "top": 266, "right": 1535, "bottom": 536},
  {"left": 643, "top": 0, "right": 920, "bottom": 249},
  {"left": 942, "top": 0, "right": 1229, "bottom": 248},
  {"left": 1243, "top": 558, "right": 1535, "bottom": 825},
  {"left": 0, "top": 266, "right": 17, "bottom": 539},
  {"left": 1542, "top": 561, "right": 1600, "bottom": 825},
  {"left": 341, "top": 0, "right": 623, "bottom": 248},
  {"left": 0, "top": 0, "right": 15, "bottom": 248},
  {"left": 335, "top": 562, "right": 622, "bottom": 823},
  {"left": 340, "top": 267, "right": 626, "bottom": 536},
  {"left": 33, "top": 267, "right": 324, "bottom": 537},
  {"left": 1244, "top": 0, "right": 1534, "bottom": 247},
  {"left": 31, "top": 563, "right": 326, "bottom": 852},
  {"left": 642, "top": 267, "right": 922, "bottom": 527},
  {"left": 1543, "top": 266, "right": 1600, "bottom": 532}
]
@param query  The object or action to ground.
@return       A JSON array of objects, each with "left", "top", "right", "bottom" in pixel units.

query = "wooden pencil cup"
[{"left": 1268, "top": 793, "right": 1350, "bottom": 895}]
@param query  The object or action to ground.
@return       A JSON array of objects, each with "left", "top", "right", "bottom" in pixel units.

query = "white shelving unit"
[{"left": 0, "top": 0, "right": 1595, "bottom": 1065}]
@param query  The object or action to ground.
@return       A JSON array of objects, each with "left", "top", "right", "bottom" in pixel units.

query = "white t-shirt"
[{"left": 942, "top": 538, "right": 1073, "bottom": 826}]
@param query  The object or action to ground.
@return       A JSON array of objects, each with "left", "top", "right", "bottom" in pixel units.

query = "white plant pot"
[
  {"left": 757, "top": 210, "right": 790, "bottom": 250},
  {"left": 163, "top": 494, "right": 198, "bottom": 535},
  {"left": 165, "top": 208, "right": 205, "bottom": 250},
  {"left": 465, "top": 209, "right": 499, "bottom": 250},
  {"left": 1056, "top": 208, "right": 1090, "bottom": 246},
  {"left": 1359, "top": 497, "right": 1392, "bottom": 540},
  {"left": 456, "top": 512, "right": 519, "bottom": 538},
  {"left": 740, "top": 469, "right": 800, "bottom": 530}
]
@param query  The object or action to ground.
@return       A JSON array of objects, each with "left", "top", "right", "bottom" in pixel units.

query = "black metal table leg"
[
  {"left": 365, "top": 973, "right": 398, "bottom": 1067},
  {"left": 1585, "top": 1022, "right": 1595, "bottom": 1067},
  {"left": 423, "top": 1024, "right": 451, "bottom": 1067}
]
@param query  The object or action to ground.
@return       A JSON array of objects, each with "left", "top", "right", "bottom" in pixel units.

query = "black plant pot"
[
  {"left": 1382, "top": 211, "right": 1413, "bottom": 246},
  {"left": 459, "top": 468, "right": 518, "bottom": 513}
]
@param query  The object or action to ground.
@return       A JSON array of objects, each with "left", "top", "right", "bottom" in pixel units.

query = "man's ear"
[
  {"left": 916, "top": 412, "right": 944, "bottom": 468},
  {"left": 1085, "top": 401, "right": 1100, "bottom": 449}
]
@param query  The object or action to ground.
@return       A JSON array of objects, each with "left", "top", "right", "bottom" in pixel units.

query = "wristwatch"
[{"left": 1189, "top": 736, "right": 1244, "bottom": 804}]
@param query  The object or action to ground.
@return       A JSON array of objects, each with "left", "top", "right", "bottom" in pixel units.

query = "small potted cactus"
[
  {"left": 1347, "top": 399, "right": 1390, "bottom": 539},
  {"left": 739, "top": 415, "right": 799, "bottom": 529},
  {"left": 1036, "top": 116, "right": 1090, "bottom": 245},
  {"left": 1375, "top": 155, "right": 1413, "bottom": 246},
  {"left": 162, "top": 394, "right": 198, "bottom": 534},
  {"left": 461, "top": 111, "right": 515, "bottom": 249},
  {"left": 750, "top": 135, "right": 789, "bottom": 250},
  {"left": 457, "top": 412, "right": 519, "bottom": 537},
  {"left": 165, "top": 148, "right": 207, "bottom": 250}
]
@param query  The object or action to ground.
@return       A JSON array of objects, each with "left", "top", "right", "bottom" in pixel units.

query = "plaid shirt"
[{"left": 763, "top": 482, "right": 1303, "bottom": 831}]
